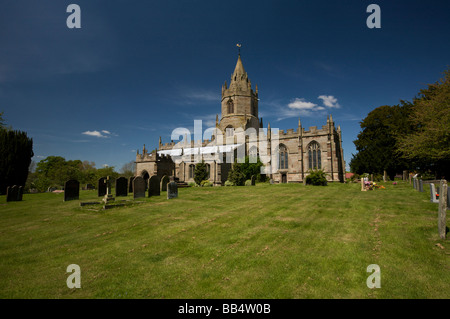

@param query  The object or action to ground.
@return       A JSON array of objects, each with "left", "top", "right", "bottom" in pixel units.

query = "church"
[{"left": 135, "top": 54, "right": 345, "bottom": 185}]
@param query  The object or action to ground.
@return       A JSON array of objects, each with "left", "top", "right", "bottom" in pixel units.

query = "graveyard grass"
[{"left": 0, "top": 181, "right": 448, "bottom": 299}]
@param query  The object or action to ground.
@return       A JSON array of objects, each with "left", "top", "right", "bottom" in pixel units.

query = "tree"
[
  {"left": 120, "top": 160, "right": 136, "bottom": 178},
  {"left": 194, "top": 162, "right": 208, "bottom": 185},
  {"left": 0, "top": 112, "right": 5, "bottom": 129},
  {"left": 396, "top": 69, "right": 450, "bottom": 178},
  {"left": 350, "top": 102, "right": 413, "bottom": 180},
  {"left": 0, "top": 129, "right": 34, "bottom": 194},
  {"left": 227, "top": 162, "right": 246, "bottom": 186}
]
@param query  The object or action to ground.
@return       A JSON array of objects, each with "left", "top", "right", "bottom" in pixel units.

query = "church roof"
[{"left": 233, "top": 54, "right": 246, "bottom": 77}]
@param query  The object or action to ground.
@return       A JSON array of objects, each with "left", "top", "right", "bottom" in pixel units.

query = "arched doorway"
[{"left": 141, "top": 171, "right": 150, "bottom": 190}]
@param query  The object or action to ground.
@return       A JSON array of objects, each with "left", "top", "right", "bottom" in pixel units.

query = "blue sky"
[{"left": 1, "top": 0, "right": 449, "bottom": 171}]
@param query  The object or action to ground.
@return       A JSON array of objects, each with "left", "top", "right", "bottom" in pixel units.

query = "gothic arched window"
[
  {"left": 225, "top": 125, "right": 234, "bottom": 137},
  {"left": 249, "top": 146, "right": 258, "bottom": 163},
  {"left": 279, "top": 145, "right": 288, "bottom": 170},
  {"left": 205, "top": 164, "right": 211, "bottom": 179},
  {"left": 227, "top": 99, "right": 234, "bottom": 114},
  {"left": 308, "top": 142, "right": 321, "bottom": 170},
  {"left": 189, "top": 164, "right": 195, "bottom": 179}
]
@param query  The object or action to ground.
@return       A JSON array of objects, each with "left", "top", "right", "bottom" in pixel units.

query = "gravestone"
[
  {"left": 17, "top": 186, "right": 23, "bottom": 201},
  {"left": 167, "top": 181, "right": 178, "bottom": 199},
  {"left": 98, "top": 177, "right": 107, "bottom": 197},
  {"left": 148, "top": 175, "right": 160, "bottom": 197},
  {"left": 160, "top": 175, "right": 169, "bottom": 192},
  {"left": 6, "top": 186, "right": 18, "bottom": 202},
  {"left": 438, "top": 180, "right": 447, "bottom": 240},
  {"left": 85, "top": 183, "right": 95, "bottom": 190},
  {"left": 128, "top": 177, "right": 135, "bottom": 193},
  {"left": 103, "top": 176, "right": 115, "bottom": 204},
  {"left": 419, "top": 179, "right": 423, "bottom": 192},
  {"left": 115, "top": 177, "right": 128, "bottom": 197},
  {"left": 251, "top": 175, "right": 256, "bottom": 186},
  {"left": 430, "top": 183, "right": 439, "bottom": 204},
  {"left": 133, "top": 176, "right": 146, "bottom": 199},
  {"left": 64, "top": 180, "right": 80, "bottom": 201},
  {"left": 403, "top": 170, "right": 408, "bottom": 181},
  {"left": 383, "top": 170, "right": 387, "bottom": 182}
]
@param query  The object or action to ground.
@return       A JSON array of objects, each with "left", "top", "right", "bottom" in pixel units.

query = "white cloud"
[
  {"left": 318, "top": 95, "right": 340, "bottom": 108},
  {"left": 82, "top": 129, "right": 118, "bottom": 138},
  {"left": 288, "top": 98, "right": 318, "bottom": 110}
]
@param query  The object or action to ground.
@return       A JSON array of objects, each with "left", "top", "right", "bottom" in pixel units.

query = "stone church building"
[{"left": 135, "top": 54, "right": 345, "bottom": 185}]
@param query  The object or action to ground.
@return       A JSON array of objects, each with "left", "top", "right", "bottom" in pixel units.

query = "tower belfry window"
[{"left": 227, "top": 99, "right": 234, "bottom": 114}]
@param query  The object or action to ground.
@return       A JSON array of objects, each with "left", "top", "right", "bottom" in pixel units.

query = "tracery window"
[
  {"left": 308, "top": 142, "right": 321, "bottom": 170},
  {"left": 279, "top": 145, "right": 288, "bottom": 170}
]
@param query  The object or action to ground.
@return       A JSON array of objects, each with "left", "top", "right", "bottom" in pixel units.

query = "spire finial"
[{"left": 236, "top": 43, "right": 242, "bottom": 56}]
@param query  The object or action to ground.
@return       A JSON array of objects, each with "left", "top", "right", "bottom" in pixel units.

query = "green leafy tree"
[
  {"left": 350, "top": 102, "right": 413, "bottom": 180},
  {"left": 227, "top": 162, "right": 246, "bottom": 186},
  {"left": 305, "top": 169, "right": 328, "bottom": 186},
  {"left": 240, "top": 156, "right": 264, "bottom": 181},
  {"left": 0, "top": 129, "right": 34, "bottom": 194},
  {"left": 396, "top": 69, "right": 450, "bottom": 178},
  {"left": 194, "top": 161, "right": 208, "bottom": 185}
]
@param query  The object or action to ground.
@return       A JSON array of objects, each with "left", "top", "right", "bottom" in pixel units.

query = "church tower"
[{"left": 218, "top": 54, "right": 260, "bottom": 134}]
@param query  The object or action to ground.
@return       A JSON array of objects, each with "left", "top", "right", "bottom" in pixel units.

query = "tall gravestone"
[
  {"left": 167, "top": 181, "right": 178, "bottom": 199},
  {"left": 64, "top": 180, "right": 80, "bottom": 201},
  {"left": 160, "top": 175, "right": 169, "bottom": 192},
  {"left": 438, "top": 180, "right": 447, "bottom": 240},
  {"left": 115, "top": 177, "right": 128, "bottom": 197},
  {"left": 133, "top": 176, "right": 146, "bottom": 199},
  {"left": 98, "top": 177, "right": 107, "bottom": 197},
  {"left": 430, "top": 184, "right": 439, "bottom": 204},
  {"left": 17, "top": 186, "right": 23, "bottom": 201},
  {"left": 419, "top": 179, "right": 424, "bottom": 192},
  {"left": 6, "top": 186, "right": 18, "bottom": 202},
  {"left": 129, "top": 177, "right": 135, "bottom": 193},
  {"left": 148, "top": 175, "right": 160, "bottom": 197}
]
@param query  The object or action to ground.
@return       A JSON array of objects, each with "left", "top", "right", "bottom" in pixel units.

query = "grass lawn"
[{"left": 0, "top": 181, "right": 448, "bottom": 299}]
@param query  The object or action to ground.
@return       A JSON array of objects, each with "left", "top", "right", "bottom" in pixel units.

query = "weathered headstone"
[
  {"left": 115, "top": 177, "right": 128, "bottom": 197},
  {"left": 6, "top": 186, "right": 18, "bottom": 202},
  {"left": 17, "top": 186, "right": 23, "bottom": 201},
  {"left": 419, "top": 179, "right": 423, "bottom": 192},
  {"left": 85, "top": 183, "right": 95, "bottom": 190},
  {"left": 430, "top": 183, "right": 439, "bottom": 204},
  {"left": 403, "top": 170, "right": 408, "bottom": 181},
  {"left": 64, "top": 180, "right": 80, "bottom": 201},
  {"left": 128, "top": 176, "right": 135, "bottom": 193},
  {"left": 160, "top": 175, "right": 169, "bottom": 192},
  {"left": 133, "top": 176, "right": 146, "bottom": 199},
  {"left": 438, "top": 180, "right": 447, "bottom": 240},
  {"left": 98, "top": 177, "right": 107, "bottom": 197},
  {"left": 251, "top": 175, "right": 256, "bottom": 186},
  {"left": 148, "top": 175, "right": 160, "bottom": 197},
  {"left": 167, "top": 181, "right": 178, "bottom": 199},
  {"left": 383, "top": 170, "right": 387, "bottom": 182}
]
